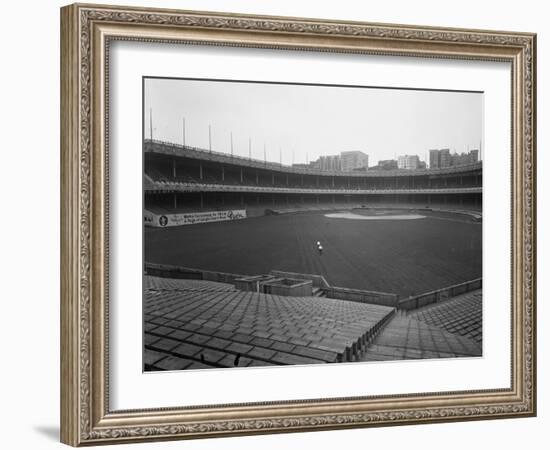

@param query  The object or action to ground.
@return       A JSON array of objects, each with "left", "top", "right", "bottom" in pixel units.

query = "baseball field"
[{"left": 144, "top": 209, "right": 482, "bottom": 297}]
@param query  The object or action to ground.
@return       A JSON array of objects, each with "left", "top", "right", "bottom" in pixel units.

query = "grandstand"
[{"left": 144, "top": 139, "right": 482, "bottom": 216}]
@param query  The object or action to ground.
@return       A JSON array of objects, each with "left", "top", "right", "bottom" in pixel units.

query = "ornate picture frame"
[{"left": 60, "top": 3, "right": 536, "bottom": 446}]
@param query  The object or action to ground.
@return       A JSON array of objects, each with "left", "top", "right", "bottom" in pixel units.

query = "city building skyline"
[
  {"left": 397, "top": 154, "right": 425, "bottom": 170},
  {"left": 308, "top": 151, "right": 369, "bottom": 172},
  {"left": 341, "top": 151, "right": 369, "bottom": 172},
  {"left": 311, "top": 154, "right": 342, "bottom": 171},
  {"left": 370, "top": 159, "right": 399, "bottom": 171},
  {"left": 430, "top": 148, "right": 479, "bottom": 169}
]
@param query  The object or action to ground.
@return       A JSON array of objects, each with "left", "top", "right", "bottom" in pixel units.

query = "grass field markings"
[
  {"left": 323, "top": 233, "right": 382, "bottom": 292},
  {"left": 291, "top": 214, "right": 327, "bottom": 285},
  {"left": 307, "top": 216, "right": 357, "bottom": 284},
  {"left": 145, "top": 213, "right": 481, "bottom": 296},
  {"left": 289, "top": 215, "right": 311, "bottom": 276}
]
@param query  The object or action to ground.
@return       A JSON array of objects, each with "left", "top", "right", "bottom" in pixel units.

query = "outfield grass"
[{"left": 144, "top": 211, "right": 482, "bottom": 297}]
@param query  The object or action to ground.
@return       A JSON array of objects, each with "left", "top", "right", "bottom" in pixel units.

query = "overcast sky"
[{"left": 144, "top": 77, "right": 483, "bottom": 166}]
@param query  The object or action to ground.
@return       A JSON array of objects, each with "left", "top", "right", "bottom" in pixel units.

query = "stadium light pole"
[
  {"left": 248, "top": 137, "right": 251, "bottom": 160},
  {"left": 279, "top": 146, "right": 282, "bottom": 166},
  {"left": 230, "top": 131, "right": 234, "bottom": 157},
  {"left": 182, "top": 117, "right": 186, "bottom": 147},
  {"left": 480, "top": 139, "right": 482, "bottom": 160},
  {"left": 208, "top": 125, "right": 212, "bottom": 152},
  {"left": 149, "top": 108, "right": 153, "bottom": 141},
  {"left": 264, "top": 142, "right": 266, "bottom": 166}
]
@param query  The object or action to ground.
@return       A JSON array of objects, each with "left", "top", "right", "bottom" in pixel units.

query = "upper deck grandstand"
[{"left": 144, "top": 139, "right": 482, "bottom": 214}]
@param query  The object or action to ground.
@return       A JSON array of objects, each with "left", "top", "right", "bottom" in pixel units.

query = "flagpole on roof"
[
  {"left": 149, "top": 108, "right": 153, "bottom": 140},
  {"left": 182, "top": 117, "right": 186, "bottom": 146}
]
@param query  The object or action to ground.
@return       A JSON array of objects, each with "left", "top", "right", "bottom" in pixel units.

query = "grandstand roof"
[{"left": 145, "top": 139, "right": 483, "bottom": 178}]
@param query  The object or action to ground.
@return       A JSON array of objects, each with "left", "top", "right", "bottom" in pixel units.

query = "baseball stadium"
[{"left": 143, "top": 139, "right": 483, "bottom": 371}]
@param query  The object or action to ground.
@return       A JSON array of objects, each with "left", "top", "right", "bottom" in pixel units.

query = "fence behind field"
[
  {"left": 323, "top": 286, "right": 399, "bottom": 307},
  {"left": 398, "top": 278, "right": 482, "bottom": 311},
  {"left": 145, "top": 263, "right": 244, "bottom": 284}
]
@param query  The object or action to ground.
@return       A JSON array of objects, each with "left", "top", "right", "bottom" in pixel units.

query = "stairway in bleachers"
[
  {"left": 312, "top": 287, "right": 326, "bottom": 297},
  {"left": 360, "top": 288, "right": 483, "bottom": 361},
  {"left": 360, "top": 314, "right": 482, "bottom": 361}
]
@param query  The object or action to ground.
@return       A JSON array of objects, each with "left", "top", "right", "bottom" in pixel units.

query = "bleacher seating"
[
  {"left": 407, "top": 289, "right": 482, "bottom": 343},
  {"left": 360, "top": 314, "right": 481, "bottom": 361},
  {"left": 144, "top": 276, "right": 395, "bottom": 370}
]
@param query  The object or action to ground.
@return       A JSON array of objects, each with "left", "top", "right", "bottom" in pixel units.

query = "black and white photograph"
[{"left": 143, "top": 77, "right": 483, "bottom": 371}]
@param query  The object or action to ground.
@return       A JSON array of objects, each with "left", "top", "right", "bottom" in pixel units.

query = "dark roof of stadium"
[{"left": 144, "top": 139, "right": 483, "bottom": 178}]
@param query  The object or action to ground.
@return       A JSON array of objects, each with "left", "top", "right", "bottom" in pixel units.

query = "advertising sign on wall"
[{"left": 144, "top": 209, "right": 246, "bottom": 227}]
